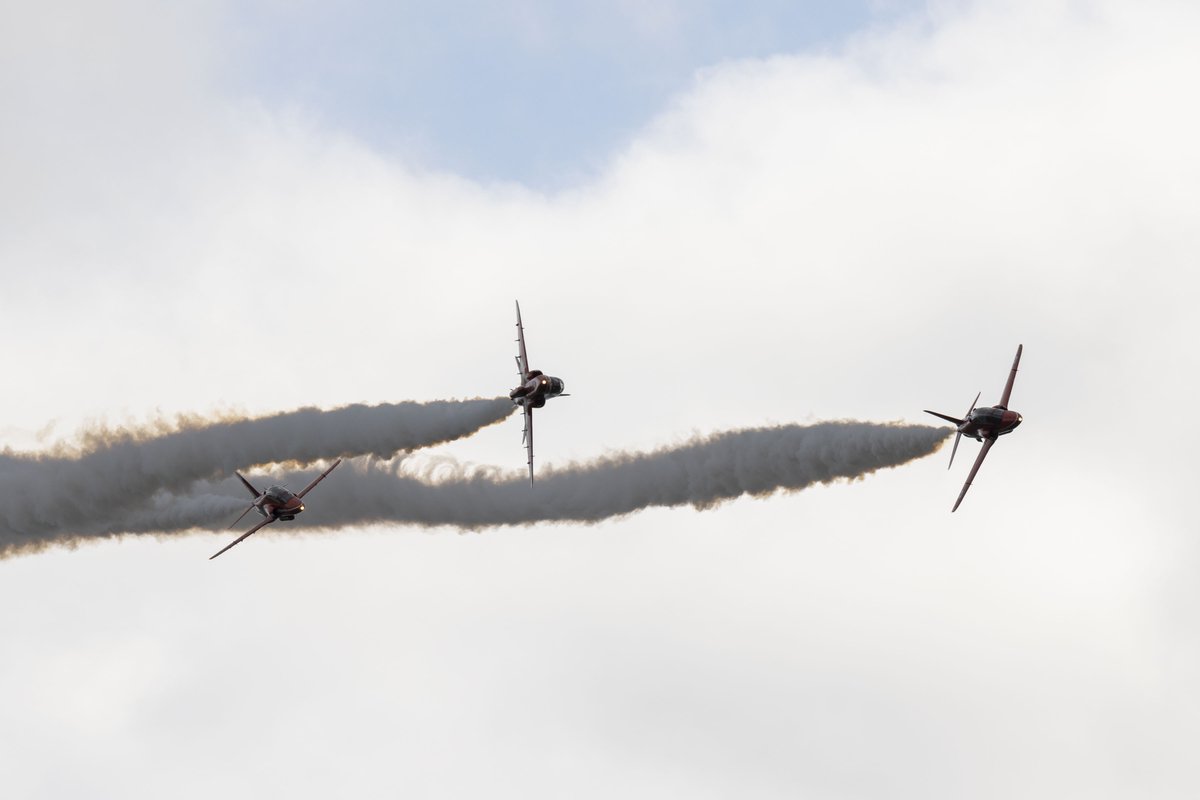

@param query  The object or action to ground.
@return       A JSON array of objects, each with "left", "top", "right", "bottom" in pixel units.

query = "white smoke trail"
[
  {"left": 77, "top": 421, "right": 949, "bottom": 549},
  {"left": 0, "top": 397, "right": 514, "bottom": 555}
]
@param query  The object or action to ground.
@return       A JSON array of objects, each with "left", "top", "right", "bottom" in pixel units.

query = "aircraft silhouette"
[
  {"left": 508, "top": 301, "right": 567, "bottom": 485},
  {"left": 925, "top": 345, "right": 1023, "bottom": 511},
  {"left": 210, "top": 458, "right": 342, "bottom": 559}
]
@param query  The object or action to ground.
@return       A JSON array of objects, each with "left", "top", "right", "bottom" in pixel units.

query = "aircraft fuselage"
[
  {"left": 510, "top": 370, "right": 566, "bottom": 408},
  {"left": 958, "top": 406, "right": 1022, "bottom": 441},
  {"left": 256, "top": 486, "right": 305, "bottom": 521}
]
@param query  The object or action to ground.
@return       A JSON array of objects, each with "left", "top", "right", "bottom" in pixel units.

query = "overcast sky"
[{"left": 2, "top": 1, "right": 1198, "bottom": 798}]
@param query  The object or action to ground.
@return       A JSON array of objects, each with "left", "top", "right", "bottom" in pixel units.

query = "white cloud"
[{"left": 1, "top": 1, "right": 1198, "bottom": 797}]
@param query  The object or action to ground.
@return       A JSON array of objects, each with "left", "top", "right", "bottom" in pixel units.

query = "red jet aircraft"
[
  {"left": 924, "top": 345, "right": 1023, "bottom": 512},
  {"left": 508, "top": 301, "right": 567, "bottom": 485},
  {"left": 209, "top": 458, "right": 342, "bottom": 559}
]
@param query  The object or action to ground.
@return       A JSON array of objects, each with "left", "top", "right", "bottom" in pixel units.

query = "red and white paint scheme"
[{"left": 924, "top": 345, "right": 1024, "bottom": 512}]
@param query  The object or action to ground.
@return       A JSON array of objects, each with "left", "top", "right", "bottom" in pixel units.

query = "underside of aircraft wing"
[
  {"left": 998, "top": 344, "right": 1023, "bottom": 409},
  {"left": 297, "top": 458, "right": 343, "bottom": 498},
  {"left": 210, "top": 517, "right": 276, "bottom": 560},
  {"left": 515, "top": 300, "right": 530, "bottom": 379},
  {"left": 952, "top": 437, "right": 995, "bottom": 512},
  {"left": 523, "top": 404, "right": 534, "bottom": 486}
]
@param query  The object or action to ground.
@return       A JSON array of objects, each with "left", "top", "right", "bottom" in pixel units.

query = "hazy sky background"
[{"left": 1, "top": 1, "right": 1198, "bottom": 798}]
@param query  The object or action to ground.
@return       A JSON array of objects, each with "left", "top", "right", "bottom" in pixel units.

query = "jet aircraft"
[
  {"left": 925, "top": 345, "right": 1023, "bottom": 512},
  {"left": 209, "top": 458, "right": 343, "bottom": 559},
  {"left": 508, "top": 301, "right": 567, "bottom": 485}
]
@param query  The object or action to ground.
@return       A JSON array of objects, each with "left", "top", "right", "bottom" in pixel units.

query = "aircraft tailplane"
[
  {"left": 948, "top": 431, "right": 962, "bottom": 469},
  {"left": 923, "top": 410, "right": 963, "bottom": 426},
  {"left": 236, "top": 472, "right": 262, "bottom": 499}
]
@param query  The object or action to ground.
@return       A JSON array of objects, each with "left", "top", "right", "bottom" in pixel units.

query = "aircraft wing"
[
  {"left": 297, "top": 458, "right": 343, "bottom": 498},
  {"left": 951, "top": 437, "right": 995, "bottom": 512},
  {"left": 523, "top": 404, "right": 535, "bottom": 486},
  {"left": 998, "top": 344, "right": 1023, "bottom": 409},
  {"left": 515, "top": 300, "right": 530, "bottom": 379},
  {"left": 210, "top": 517, "right": 275, "bottom": 560}
]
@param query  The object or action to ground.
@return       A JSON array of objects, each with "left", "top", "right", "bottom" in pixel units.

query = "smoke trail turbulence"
[
  {"left": 84, "top": 421, "right": 950, "bottom": 549},
  {"left": 0, "top": 397, "right": 514, "bottom": 555}
]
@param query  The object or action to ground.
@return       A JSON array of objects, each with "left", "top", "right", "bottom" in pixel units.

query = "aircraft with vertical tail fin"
[
  {"left": 508, "top": 301, "right": 567, "bottom": 486},
  {"left": 924, "top": 345, "right": 1023, "bottom": 512},
  {"left": 209, "top": 458, "right": 342, "bottom": 559}
]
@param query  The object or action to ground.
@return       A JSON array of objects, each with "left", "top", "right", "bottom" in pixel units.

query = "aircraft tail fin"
[{"left": 928, "top": 390, "right": 981, "bottom": 468}]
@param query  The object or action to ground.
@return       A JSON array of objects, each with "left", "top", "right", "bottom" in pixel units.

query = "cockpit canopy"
[
  {"left": 970, "top": 407, "right": 1004, "bottom": 423},
  {"left": 265, "top": 486, "right": 295, "bottom": 503},
  {"left": 545, "top": 377, "right": 565, "bottom": 395}
]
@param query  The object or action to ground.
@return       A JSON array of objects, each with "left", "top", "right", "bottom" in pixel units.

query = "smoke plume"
[
  {"left": 70, "top": 421, "right": 949, "bottom": 553},
  {"left": 0, "top": 397, "right": 514, "bottom": 555}
]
